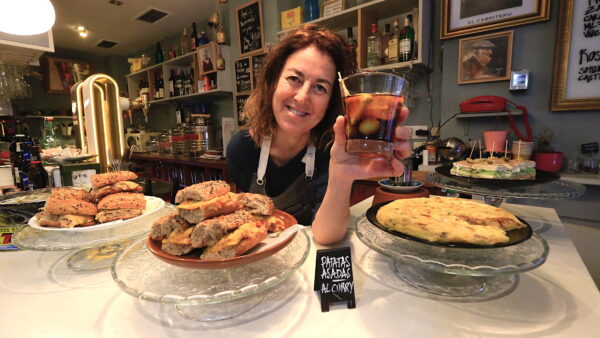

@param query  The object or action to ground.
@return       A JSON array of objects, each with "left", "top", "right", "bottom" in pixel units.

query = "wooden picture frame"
[
  {"left": 43, "top": 56, "right": 92, "bottom": 94},
  {"left": 550, "top": 0, "right": 600, "bottom": 111},
  {"left": 441, "top": 0, "right": 549, "bottom": 39},
  {"left": 234, "top": 57, "right": 252, "bottom": 93},
  {"left": 321, "top": 0, "right": 344, "bottom": 18},
  {"left": 458, "top": 30, "right": 513, "bottom": 85},
  {"left": 197, "top": 42, "right": 217, "bottom": 75},
  {"left": 236, "top": 0, "right": 265, "bottom": 57}
]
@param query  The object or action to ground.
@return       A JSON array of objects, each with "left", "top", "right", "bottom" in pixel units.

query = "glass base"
[
  {"left": 174, "top": 293, "right": 266, "bottom": 321},
  {"left": 346, "top": 139, "right": 392, "bottom": 157},
  {"left": 67, "top": 239, "right": 134, "bottom": 271},
  {"left": 356, "top": 249, "right": 519, "bottom": 302}
]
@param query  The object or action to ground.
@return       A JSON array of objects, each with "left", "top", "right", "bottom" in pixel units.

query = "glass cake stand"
[
  {"left": 12, "top": 197, "right": 170, "bottom": 271},
  {"left": 426, "top": 172, "right": 585, "bottom": 206},
  {"left": 111, "top": 228, "right": 310, "bottom": 321},
  {"left": 354, "top": 214, "right": 549, "bottom": 301}
]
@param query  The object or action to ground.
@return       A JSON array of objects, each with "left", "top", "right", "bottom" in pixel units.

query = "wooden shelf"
[
  {"left": 125, "top": 51, "right": 196, "bottom": 78},
  {"left": 455, "top": 112, "right": 523, "bottom": 119}
]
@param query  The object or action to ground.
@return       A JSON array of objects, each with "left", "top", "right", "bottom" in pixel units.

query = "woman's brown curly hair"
[{"left": 241, "top": 23, "right": 354, "bottom": 148}]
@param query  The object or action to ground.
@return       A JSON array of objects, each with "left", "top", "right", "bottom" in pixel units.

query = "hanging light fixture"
[{"left": 0, "top": 0, "right": 56, "bottom": 35}]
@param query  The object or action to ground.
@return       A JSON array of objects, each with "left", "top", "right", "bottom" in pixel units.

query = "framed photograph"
[
  {"left": 321, "top": 0, "right": 344, "bottom": 18},
  {"left": 550, "top": 0, "right": 600, "bottom": 111},
  {"left": 43, "top": 56, "right": 92, "bottom": 94},
  {"left": 236, "top": 0, "right": 265, "bottom": 57},
  {"left": 441, "top": 0, "right": 549, "bottom": 39},
  {"left": 197, "top": 43, "right": 216, "bottom": 74},
  {"left": 458, "top": 31, "right": 513, "bottom": 85}
]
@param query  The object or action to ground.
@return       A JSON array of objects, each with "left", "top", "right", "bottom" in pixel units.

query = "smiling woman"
[{"left": 226, "top": 24, "right": 413, "bottom": 244}]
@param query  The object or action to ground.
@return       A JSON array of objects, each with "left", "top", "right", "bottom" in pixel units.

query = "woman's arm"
[{"left": 312, "top": 112, "right": 412, "bottom": 245}]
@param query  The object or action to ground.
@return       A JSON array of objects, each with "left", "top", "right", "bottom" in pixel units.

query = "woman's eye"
[
  {"left": 314, "top": 84, "right": 328, "bottom": 94},
  {"left": 287, "top": 76, "right": 301, "bottom": 84}
]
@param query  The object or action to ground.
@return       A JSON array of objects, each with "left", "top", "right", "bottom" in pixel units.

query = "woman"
[{"left": 227, "top": 24, "right": 411, "bottom": 245}]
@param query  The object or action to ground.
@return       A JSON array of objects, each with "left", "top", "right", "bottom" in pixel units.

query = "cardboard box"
[{"left": 281, "top": 7, "right": 303, "bottom": 30}]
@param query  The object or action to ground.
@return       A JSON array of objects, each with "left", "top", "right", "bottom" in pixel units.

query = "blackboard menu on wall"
[
  {"left": 550, "top": 0, "right": 600, "bottom": 110},
  {"left": 234, "top": 57, "right": 252, "bottom": 93},
  {"left": 236, "top": 93, "right": 250, "bottom": 126},
  {"left": 251, "top": 53, "right": 267, "bottom": 89},
  {"left": 314, "top": 247, "right": 356, "bottom": 312},
  {"left": 236, "top": 0, "right": 264, "bottom": 57}
]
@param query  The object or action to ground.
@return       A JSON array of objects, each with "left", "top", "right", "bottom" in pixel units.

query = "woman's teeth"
[{"left": 289, "top": 106, "right": 308, "bottom": 117}]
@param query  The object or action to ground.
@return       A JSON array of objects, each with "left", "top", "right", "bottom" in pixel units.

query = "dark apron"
[{"left": 248, "top": 137, "right": 316, "bottom": 225}]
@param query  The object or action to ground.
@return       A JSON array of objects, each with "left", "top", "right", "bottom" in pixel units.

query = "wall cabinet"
[
  {"left": 125, "top": 43, "right": 233, "bottom": 105},
  {"left": 277, "top": 0, "right": 431, "bottom": 70}
]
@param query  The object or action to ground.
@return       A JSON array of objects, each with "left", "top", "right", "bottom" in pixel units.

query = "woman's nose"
[{"left": 294, "top": 83, "right": 311, "bottom": 104}]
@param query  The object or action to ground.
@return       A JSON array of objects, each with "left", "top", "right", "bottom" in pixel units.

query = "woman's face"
[{"left": 272, "top": 45, "right": 336, "bottom": 139}]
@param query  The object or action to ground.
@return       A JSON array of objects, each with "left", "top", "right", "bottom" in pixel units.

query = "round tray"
[
  {"left": 12, "top": 197, "right": 170, "bottom": 251},
  {"left": 426, "top": 172, "right": 585, "bottom": 200},
  {"left": 435, "top": 165, "right": 560, "bottom": 188},
  {"left": 111, "top": 228, "right": 310, "bottom": 305},
  {"left": 355, "top": 213, "right": 549, "bottom": 277},
  {"left": 366, "top": 201, "right": 533, "bottom": 249}
]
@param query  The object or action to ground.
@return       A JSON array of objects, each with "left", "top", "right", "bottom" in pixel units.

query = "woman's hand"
[{"left": 329, "top": 106, "right": 413, "bottom": 183}]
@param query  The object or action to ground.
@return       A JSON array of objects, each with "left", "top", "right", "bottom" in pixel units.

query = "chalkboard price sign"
[
  {"left": 581, "top": 142, "right": 599, "bottom": 154},
  {"left": 234, "top": 57, "right": 252, "bottom": 93},
  {"left": 251, "top": 53, "right": 267, "bottom": 89},
  {"left": 236, "top": 93, "right": 250, "bottom": 126},
  {"left": 314, "top": 247, "right": 356, "bottom": 312},
  {"left": 236, "top": 0, "right": 264, "bottom": 57}
]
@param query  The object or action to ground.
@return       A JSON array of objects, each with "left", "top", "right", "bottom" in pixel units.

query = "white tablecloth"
[{"left": 1, "top": 199, "right": 598, "bottom": 337}]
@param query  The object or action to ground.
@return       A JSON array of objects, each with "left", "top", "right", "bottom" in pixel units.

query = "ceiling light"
[
  {"left": 79, "top": 30, "right": 88, "bottom": 38},
  {"left": 0, "top": 0, "right": 56, "bottom": 35},
  {"left": 77, "top": 26, "right": 86, "bottom": 32}
]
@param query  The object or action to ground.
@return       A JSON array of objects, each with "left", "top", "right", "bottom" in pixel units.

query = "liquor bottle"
[
  {"left": 168, "top": 70, "right": 175, "bottom": 97},
  {"left": 366, "top": 23, "right": 382, "bottom": 67},
  {"left": 386, "top": 19, "right": 400, "bottom": 64},
  {"left": 25, "top": 145, "right": 47, "bottom": 189},
  {"left": 183, "top": 70, "right": 191, "bottom": 95},
  {"left": 175, "top": 105, "right": 183, "bottom": 125},
  {"left": 191, "top": 22, "right": 198, "bottom": 50},
  {"left": 381, "top": 23, "right": 392, "bottom": 65},
  {"left": 197, "top": 31, "right": 209, "bottom": 45},
  {"left": 216, "top": 46, "right": 225, "bottom": 70},
  {"left": 189, "top": 68, "right": 196, "bottom": 92},
  {"left": 158, "top": 73, "right": 165, "bottom": 99},
  {"left": 346, "top": 27, "right": 357, "bottom": 70},
  {"left": 181, "top": 27, "right": 189, "bottom": 55},
  {"left": 155, "top": 42, "right": 164, "bottom": 64},
  {"left": 40, "top": 117, "right": 57, "bottom": 149},
  {"left": 304, "top": 0, "right": 319, "bottom": 21},
  {"left": 399, "top": 15, "right": 415, "bottom": 62}
]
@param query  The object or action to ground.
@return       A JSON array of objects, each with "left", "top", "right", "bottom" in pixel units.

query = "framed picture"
[
  {"left": 550, "top": 0, "right": 600, "bottom": 111},
  {"left": 441, "top": 0, "right": 549, "bottom": 39},
  {"left": 43, "top": 56, "right": 92, "bottom": 94},
  {"left": 234, "top": 57, "right": 252, "bottom": 93},
  {"left": 251, "top": 53, "right": 267, "bottom": 90},
  {"left": 236, "top": 0, "right": 264, "bottom": 57},
  {"left": 197, "top": 43, "right": 216, "bottom": 74},
  {"left": 321, "top": 0, "right": 344, "bottom": 18},
  {"left": 458, "top": 31, "right": 513, "bottom": 85}
]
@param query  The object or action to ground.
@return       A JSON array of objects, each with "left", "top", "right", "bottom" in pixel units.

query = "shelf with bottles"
[{"left": 277, "top": 0, "right": 430, "bottom": 71}]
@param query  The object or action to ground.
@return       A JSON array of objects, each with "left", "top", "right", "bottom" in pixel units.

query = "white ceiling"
[{"left": 51, "top": 0, "right": 219, "bottom": 57}]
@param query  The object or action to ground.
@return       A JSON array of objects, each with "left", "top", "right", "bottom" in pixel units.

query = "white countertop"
[{"left": 1, "top": 199, "right": 599, "bottom": 337}]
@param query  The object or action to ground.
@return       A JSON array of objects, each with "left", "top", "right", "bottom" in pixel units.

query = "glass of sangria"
[{"left": 340, "top": 72, "right": 408, "bottom": 157}]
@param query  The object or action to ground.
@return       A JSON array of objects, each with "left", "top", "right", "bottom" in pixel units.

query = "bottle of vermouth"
[
  {"left": 399, "top": 15, "right": 415, "bottom": 62},
  {"left": 366, "top": 23, "right": 381, "bottom": 67}
]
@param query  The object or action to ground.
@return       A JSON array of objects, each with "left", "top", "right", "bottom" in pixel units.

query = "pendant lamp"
[{"left": 0, "top": 0, "right": 56, "bottom": 35}]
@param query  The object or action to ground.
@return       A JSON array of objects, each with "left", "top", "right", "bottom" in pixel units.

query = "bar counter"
[{"left": 1, "top": 199, "right": 598, "bottom": 337}]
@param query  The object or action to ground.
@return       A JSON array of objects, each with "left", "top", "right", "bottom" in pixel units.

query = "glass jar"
[
  {"left": 146, "top": 136, "right": 158, "bottom": 153},
  {"left": 158, "top": 129, "right": 172, "bottom": 155},
  {"left": 171, "top": 124, "right": 187, "bottom": 156}
]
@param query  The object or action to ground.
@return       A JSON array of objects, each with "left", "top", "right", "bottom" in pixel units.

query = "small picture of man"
[
  {"left": 458, "top": 31, "right": 513, "bottom": 84},
  {"left": 202, "top": 49, "right": 214, "bottom": 73}
]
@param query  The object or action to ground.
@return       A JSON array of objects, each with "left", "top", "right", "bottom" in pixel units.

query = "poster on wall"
[
  {"left": 550, "top": 0, "right": 600, "bottom": 111},
  {"left": 236, "top": 0, "right": 264, "bottom": 57},
  {"left": 441, "top": 0, "right": 549, "bottom": 39},
  {"left": 43, "top": 56, "right": 92, "bottom": 94},
  {"left": 458, "top": 31, "right": 513, "bottom": 84}
]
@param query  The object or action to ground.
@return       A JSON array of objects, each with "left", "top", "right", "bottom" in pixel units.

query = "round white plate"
[
  {"left": 378, "top": 179, "right": 424, "bottom": 193},
  {"left": 29, "top": 196, "right": 165, "bottom": 231}
]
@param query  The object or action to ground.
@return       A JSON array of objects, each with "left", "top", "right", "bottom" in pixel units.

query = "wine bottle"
[
  {"left": 191, "top": 22, "right": 198, "bottom": 50},
  {"left": 158, "top": 73, "right": 165, "bottom": 99},
  {"left": 168, "top": 70, "right": 175, "bottom": 97},
  {"left": 155, "top": 42, "right": 164, "bottom": 64}
]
